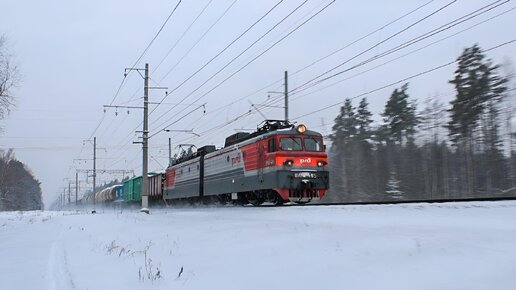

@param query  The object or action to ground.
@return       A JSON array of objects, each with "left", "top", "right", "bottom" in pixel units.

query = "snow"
[{"left": 1, "top": 201, "right": 516, "bottom": 290}]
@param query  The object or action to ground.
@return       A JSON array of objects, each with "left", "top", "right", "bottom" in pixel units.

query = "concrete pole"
[
  {"left": 93, "top": 136, "right": 97, "bottom": 212},
  {"left": 75, "top": 171, "right": 78, "bottom": 206},
  {"left": 141, "top": 63, "right": 150, "bottom": 212},
  {"left": 168, "top": 137, "right": 172, "bottom": 167},
  {"left": 284, "top": 70, "right": 288, "bottom": 122}
]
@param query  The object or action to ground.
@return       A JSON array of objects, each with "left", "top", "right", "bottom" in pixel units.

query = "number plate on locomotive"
[{"left": 294, "top": 172, "right": 318, "bottom": 178}]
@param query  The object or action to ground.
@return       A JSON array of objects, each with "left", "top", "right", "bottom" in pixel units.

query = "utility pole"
[
  {"left": 107, "top": 63, "right": 166, "bottom": 213},
  {"left": 68, "top": 182, "right": 71, "bottom": 204},
  {"left": 75, "top": 171, "right": 79, "bottom": 206},
  {"left": 168, "top": 137, "right": 172, "bottom": 167},
  {"left": 284, "top": 70, "right": 288, "bottom": 122},
  {"left": 93, "top": 136, "right": 97, "bottom": 213},
  {"left": 141, "top": 63, "right": 150, "bottom": 213}
]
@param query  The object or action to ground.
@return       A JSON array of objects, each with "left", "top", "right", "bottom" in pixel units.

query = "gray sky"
[{"left": 1, "top": 0, "right": 515, "bottom": 208}]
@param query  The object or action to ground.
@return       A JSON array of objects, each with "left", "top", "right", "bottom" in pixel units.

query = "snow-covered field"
[{"left": 1, "top": 201, "right": 516, "bottom": 290}]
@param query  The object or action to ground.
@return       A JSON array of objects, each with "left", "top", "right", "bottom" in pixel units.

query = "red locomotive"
[{"left": 164, "top": 120, "right": 329, "bottom": 205}]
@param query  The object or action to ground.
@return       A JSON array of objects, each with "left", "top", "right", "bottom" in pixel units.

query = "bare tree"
[{"left": 0, "top": 34, "right": 18, "bottom": 126}]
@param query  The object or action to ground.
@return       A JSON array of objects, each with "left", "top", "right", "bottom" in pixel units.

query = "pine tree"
[
  {"left": 356, "top": 98, "right": 373, "bottom": 141},
  {"left": 382, "top": 83, "right": 419, "bottom": 144},
  {"left": 330, "top": 99, "right": 357, "bottom": 196},
  {"left": 447, "top": 44, "right": 503, "bottom": 140},
  {"left": 353, "top": 98, "right": 376, "bottom": 196},
  {"left": 447, "top": 44, "right": 507, "bottom": 194},
  {"left": 330, "top": 98, "right": 357, "bottom": 148}
]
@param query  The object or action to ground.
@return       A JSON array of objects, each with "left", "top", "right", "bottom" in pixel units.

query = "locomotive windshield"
[
  {"left": 280, "top": 137, "right": 302, "bottom": 151},
  {"left": 304, "top": 138, "right": 323, "bottom": 151}
]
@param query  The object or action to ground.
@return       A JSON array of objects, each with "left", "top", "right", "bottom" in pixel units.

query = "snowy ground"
[{"left": 1, "top": 202, "right": 516, "bottom": 290}]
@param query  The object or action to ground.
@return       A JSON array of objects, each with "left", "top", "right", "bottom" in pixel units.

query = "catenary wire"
[
  {"left": 291, "top": 39, "right": 516, "bottom": 121},
  {"left": 289, "top": 0, "right": 506, "bottom": 95},
  {"left": 151, "top": 0, "right": 337, "bottom": 137}
]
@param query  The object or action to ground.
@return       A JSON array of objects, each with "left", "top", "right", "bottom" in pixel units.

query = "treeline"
[
  {"left": 326, "top": 44, "right": 515, "bottom": 202},
  {"left": 0, "top": 149, "right": 43, "bottom": 211}
]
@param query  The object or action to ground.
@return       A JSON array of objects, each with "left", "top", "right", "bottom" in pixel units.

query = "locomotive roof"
[
  {"left": 224, "top": 120, "right": 321, "bottom": 147},
  {"left": 229, "top": 127, "right": 322, "bottom": 147},
  {"left": 169, "top": 120, "right": 323, "bottom": 167}
]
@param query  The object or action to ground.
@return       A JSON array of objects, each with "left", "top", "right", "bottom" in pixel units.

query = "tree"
[
  {"left": 502, "top": 58, "right": 516, "bottom": 188},
  {"left": 0, "top": 34, "right": 18, "bottom": 127},
  {"left": 354, "top": 98, "right": 377, "bottom": 195},
  {"left": 0, "top": 150, "right": 43, "bottom": 211},
  {"left": 448, "top": 44, "right": 506, "bottom": 140},
  {"left": 382, "top": 83, "right": 418, "bottom": 144},
  {"left": 329, "top": 98, "right": 378, "bottom": 200},
  {"left": 356, "top": 98, "right": 373, "bottom": 141},
  {"left": 330, "top": 99, "right": 357, "bottom": 149},
  {"left": 447, "top": 44, "right": 507, "bottom": 194},
  {"left": 330, "top": 99, "right": 357, "bottom": 196}
]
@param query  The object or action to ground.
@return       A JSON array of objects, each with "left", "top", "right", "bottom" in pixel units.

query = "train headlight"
[
  {"left": 296, "top": 124, "right": 306, "bottom": 133},
  {"left": 284, "top": 159, "right": 294, "bottom": 166},
  {"left": 317, "top": 160, "right": 327, "bottom": 167}
]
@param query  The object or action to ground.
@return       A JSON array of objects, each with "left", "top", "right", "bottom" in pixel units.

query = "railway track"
[{"left": 285, "top": 195, "right": 516, "bottom": 207}]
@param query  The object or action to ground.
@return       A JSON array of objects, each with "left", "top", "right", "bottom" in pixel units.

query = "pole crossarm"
[
  {"left": 103, "top": 105, "right": 144, "bottom": 109},
  {"left": 76, "top": 169, "right": 134, "bottom": 175}
]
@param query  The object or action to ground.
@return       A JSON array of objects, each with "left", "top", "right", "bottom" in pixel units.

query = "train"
[{"left": 81, "top": 120, "right": 329, "bottom": 206}]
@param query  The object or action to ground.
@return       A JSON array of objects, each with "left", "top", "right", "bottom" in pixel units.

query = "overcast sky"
[{"left": 1, "top": 0, "right": 515, "bottom": 208}]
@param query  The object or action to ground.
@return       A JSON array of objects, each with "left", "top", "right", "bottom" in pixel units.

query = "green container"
[
  {"left": 123, "top": 176, "right": 142, "bottom": 202},
  {"left": 132, "top": 176, "right": 142, "bottom": 201},
  {"left": 123, "top": 179, "right": 131, "bottom": 201}
]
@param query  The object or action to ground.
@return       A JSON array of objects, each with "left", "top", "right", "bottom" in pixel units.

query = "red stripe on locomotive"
[{"left": 165, "top": 168, "right": 176, "bottom": 188}]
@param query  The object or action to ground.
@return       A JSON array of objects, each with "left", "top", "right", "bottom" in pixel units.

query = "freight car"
[
  {"left": 122, "top": 173, "right": 165, "bottom": 202},
  {"left": 164, "top": 120, "right": 329, "bottom": 205}
]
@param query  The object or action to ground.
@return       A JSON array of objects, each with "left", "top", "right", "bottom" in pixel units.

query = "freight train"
[{"left": 81, "top": 120, "right": 329, "bottom": 206}]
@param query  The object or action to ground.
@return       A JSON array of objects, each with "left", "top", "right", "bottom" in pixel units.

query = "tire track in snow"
[{"left": 46, "top": 230, "right": 76, "bottom": 290}]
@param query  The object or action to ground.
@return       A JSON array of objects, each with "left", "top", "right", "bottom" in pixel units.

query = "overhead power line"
[
  {"left": 289, "top": 0, "right": 506, "bottom": 95},
  {"left": 117, "top": 0, "right": 239, "bottom": 131},
  {"left": 157, "top": 0, "right": 240, "bottom": 83},
  {"left": 291, "top": 0, "right": 436, "bottom": 79},
  {"left": 277, "top": 6, "right": 516, "bottom": 105},
  {"left": 101, "top": 0, "right": 287, "bottom": 165},
  {"left": 127, "top": 0, "right": 183, "bottom": 78},
  {"left": 153, "top": 0, "right": 214, "bottom": 74},
  {"left": 292, "top": 39, "right": 516, "bottom": 121},
  {"left": 86, "top": 0, "right": 183, "bottom": 142},
  {"left": 189, "top": 0, "right": 440, "bottom": 125},
  {"left": 151, "top": 0, "right": 450, "bottom": 137},
  {"left": 150, "top": 0, "right": 285, "bottom": 113},
  {"left": 150, "top": 0, "right": 310, "bottom": 127},
  {"left": 151, "top": 0, "right": 337, "bottom": 137}
]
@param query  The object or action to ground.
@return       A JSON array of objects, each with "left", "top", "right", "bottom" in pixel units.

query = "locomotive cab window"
[
  {"left": 280, "top": 137, "right": 302, "bottom": 151},
  {"left": 268, "top": 138, "right": 276, "bottom": 152},
  {"left": 304, "top": 138, "right": 323, "bottom": 152}
]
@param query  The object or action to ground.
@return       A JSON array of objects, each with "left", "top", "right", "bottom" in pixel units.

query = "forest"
[
  {"left": 0, "top": 150, "right": 43, "bottom": 210},
  {"left": 326, "top": 44, "right": 516, "bottom": 202}
]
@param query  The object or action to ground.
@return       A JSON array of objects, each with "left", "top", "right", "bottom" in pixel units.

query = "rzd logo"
[{"left": 299, "top": 158, "right": 311, "bottom": 165}]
